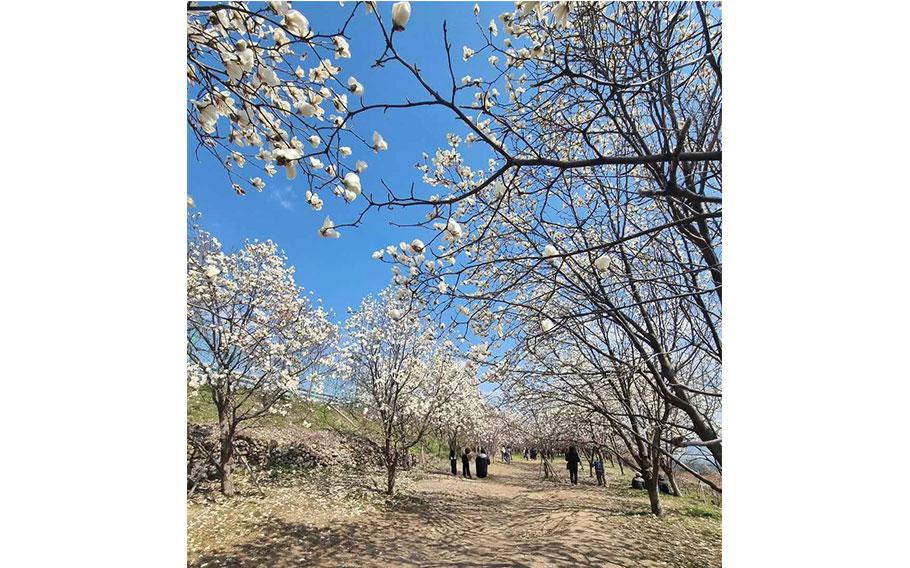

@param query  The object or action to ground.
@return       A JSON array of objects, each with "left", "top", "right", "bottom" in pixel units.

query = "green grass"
[
  {"left": 187, "top": 387, "right": 356, "bottom": 432},
  {"left": 682, "top": 504, "right": 721, "bottom": 519}
]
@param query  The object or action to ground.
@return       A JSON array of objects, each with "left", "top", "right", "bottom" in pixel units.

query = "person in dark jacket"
[
  {"left": 476, "top": 448, "right": 490, "bottom": 478},
  {"left": 658, "top": 473, "right": 671, "bottom": 494},
  {"left": 593, "top": 457, "right": 605, "bottom": 486},
  {"left": 631, "top": 472, "right": 645, "bottom": 490},
  {"left": 565, "top": 445, "right": 581, "bottom": 485},
  {"left": 449, "top": 449, "right": 458, "bottom": 476},
  {"left": 461, "top": 447, "right": 472, "bottom": 478}
]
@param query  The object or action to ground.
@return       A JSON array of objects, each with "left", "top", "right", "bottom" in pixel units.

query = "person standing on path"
[
  {"left": 593, "top": 457, "right": 605, "bottom": 486},
  {"left": 476, "top": 448, "right": 490, "bottom": 478},
  {"left": 461, "top": 447, "right": 473, "bottom": 479},
  {"left": 566, "top": 445, "right": 581, "bottom": 485},
  {"left": 449, "top": 449, "right": 458, "bottom": 476}
]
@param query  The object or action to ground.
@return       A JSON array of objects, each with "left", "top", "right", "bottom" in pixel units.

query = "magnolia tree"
[
  {"left": 338, "top": 287, "right": 468, "bottom": 494},
  {"left": 187, "top": 225, "right": 336, "bottom": 495},
  {"left": 426, "top": 341, "right": 487, "bottom": 454}
]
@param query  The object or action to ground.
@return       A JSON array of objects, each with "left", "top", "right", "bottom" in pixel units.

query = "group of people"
[
  {"left": 449, "top": 447, "right": 491, "bottom": 479},
  {"left": 563, "top": 445, "right": 605, "bottom": 486},
  {"left": 631, "top": 471, "right": 672, "bottom": 494}
]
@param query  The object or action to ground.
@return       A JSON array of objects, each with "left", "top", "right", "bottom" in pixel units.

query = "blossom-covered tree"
[
  {"left": 426, "top": 341, "right": 487, "bottom": 454},
  {"left": 337, "top": 287, "right": 464, "bottom": 494},
  {"left": 187, "top": 224, "right": 336, "bottom": 495}
]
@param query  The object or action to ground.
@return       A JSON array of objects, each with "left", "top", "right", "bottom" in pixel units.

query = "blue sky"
[{"left": 188, "top": 1, "right": 513, "bottom": 320}]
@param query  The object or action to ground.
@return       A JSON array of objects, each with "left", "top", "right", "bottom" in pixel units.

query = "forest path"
[{"left": 189, "top": 460, "right": 720, "bottom": 567}]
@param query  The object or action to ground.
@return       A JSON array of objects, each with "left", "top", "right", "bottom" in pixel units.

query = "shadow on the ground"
[{"left": 190, "top": 462, "right": 718, "bottom": 568}]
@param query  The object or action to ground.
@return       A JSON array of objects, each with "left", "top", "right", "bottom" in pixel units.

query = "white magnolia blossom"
[
  {"left": 391, "top": 2, "right": 411, "bottom": 31},
  {"left": 593, "top": 254, "right": 612, "bottom": 274},
  {"left": 284, "top": 10, "right": 310, "bottom": 38},
  {"left": 347, "top": 76, "right": 365, "bottom": 95},
  {"left": 342, "top": 172, "right": 362, "bottom": 202},
  {"left": 305, "top": 190, "right": 324, "bottom": 211},
  {"left": 319, "top": 215, "right": 340, "bottom": 238},
  {"left": 333, "top": 35, "right": 351, "bottom": 58},
  {"left": 542, "top": 244, "right": 559, "bottom": 264},
  {"left": 372, "top": 131, "right": 389, "bottom": 152}
]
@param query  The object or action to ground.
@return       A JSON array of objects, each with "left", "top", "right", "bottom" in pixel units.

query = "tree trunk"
[
  {"left": 386, "top": 448, "right": 397, "bottom": 495},
  {"left": 217, "top": 410, "right": 235, "bottom": 496},
  {"left": 663, "top": 464, "right": 682, "bottom": 497},
  {"left": 645, "top": 473, "right": 663, "bottom": 516}
]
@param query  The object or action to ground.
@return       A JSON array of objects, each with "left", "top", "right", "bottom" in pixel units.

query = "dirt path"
[{"left": 189, "top": 460, "right": 720, "bottom": 567}]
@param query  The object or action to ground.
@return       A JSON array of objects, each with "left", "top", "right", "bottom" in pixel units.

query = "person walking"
[
  {"left": 461, "top": 447, "right": 473, "bottom": 479},
  {"left": 565, "top": 445, "right": 581, "bottom": 485},
  {"left": 449, "top": 448, "right": 458, "bottom": 476},
  {"left": 593, "top": 457, "right": 605, "bottom": 486}
]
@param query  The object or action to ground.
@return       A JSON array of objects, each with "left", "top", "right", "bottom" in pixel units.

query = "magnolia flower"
[
  {"left": 388, "top": 308, "right": 403, "bottom": 320},
  {"left": 541, "top": 318, "right": 555, "bottom": 333},
  {"left": 333, "top": 94, "right": 348, "bottom": 112},
  {"left": 343, "top": 172, "right": 362, "bottom": 202},
  {"left": 593, "top": 254, "right": 611, "bottom": 274},
  {"left": 257, "top": 65, "right": 280, "bottom": 87},
  {"left": 488, "top": 55, "right": 499, "bottom": 66},
  {"left": 187, "top": 196, "right": 196, "bottom": 208},
  {"left": 518, "top": 1, "right": 543, "bottom": 21},
  {"left": 356, "top": 160, "right": 368, "bottom": 173},
  {"left": 488, "top": 19, "right": 498, "bottom": 36},
  {"left": 319, "top": 216, "right": 340, "bottom": 238},
  {"left": 391, "top": 2, "right": 411, "bottom": 31},
  {"left": 410, "top": 239, "right": 425, "bottom": 253},
  {"left": 236, "top": 41, "right": 254, "bottom": 72},
  {"left": 307, "top": 135, "right": 321, "bottom": 148},
  {"left": 251, "top": 177, "right": 266, "bottom": 191},
  {"left": 373, "top": 131, "right": 388, "bottom": 152},
  {"left": 233, "top": 183, "right": 246, "bottom": 195},
  {"left": 542, "top": 244, "right": 559, "bottom": 261},
  {"left": 285, "top": 163, "right": 297, "bottom": 180},
  {"left": 438, "top": 279, "right": 448, "bottom": 293},
  {"left": 463, "top": 46, "right": 475, "bottom": 61},
  {"left": 306, "top": 190, "right": 324, "bottom": 211},
  {"left": 309, "top": 157, "right": 325, "bottom": 169},
  {"left": 347, "top": 76, "right": 365, "bottom": 95},
  {"left": 283, "top": 10, "right": 310, "bottom": 38},
  {"left": 268, "top": 1, "right": 290, "bottom": 16},
  {"left": 473, "top": 3, "right": 480, "bottom": 16},
  {"left": 371, "top": 250, "right": 384, "bottom": 260},
  {"left": 273, "top": 147, "right": 302, "bottom": 163},
  {"left": 295, "top": 101, "right": 316, "bottom": 116},
  {"left": 204, "top": 265, "right": 220, "bottom": 279},
  {"left": 365, "top": 1, "right": 376, "bottom": 15},
  {"left": 332, "top": 36, "right": 351, "bottom": 58},
  {"left": 553, "top": 1, "right": 571, "bottom": 28},
  {"left": 444, "top": 218, "right": 463, "bottom": 242},
  {"left": 340, "top": 146, "right": 352, "bottom": 157}
]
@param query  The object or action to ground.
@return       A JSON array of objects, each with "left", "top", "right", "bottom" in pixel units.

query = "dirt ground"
[{"left": 188, "top": 460, "right": 720, "bottom": 567}]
